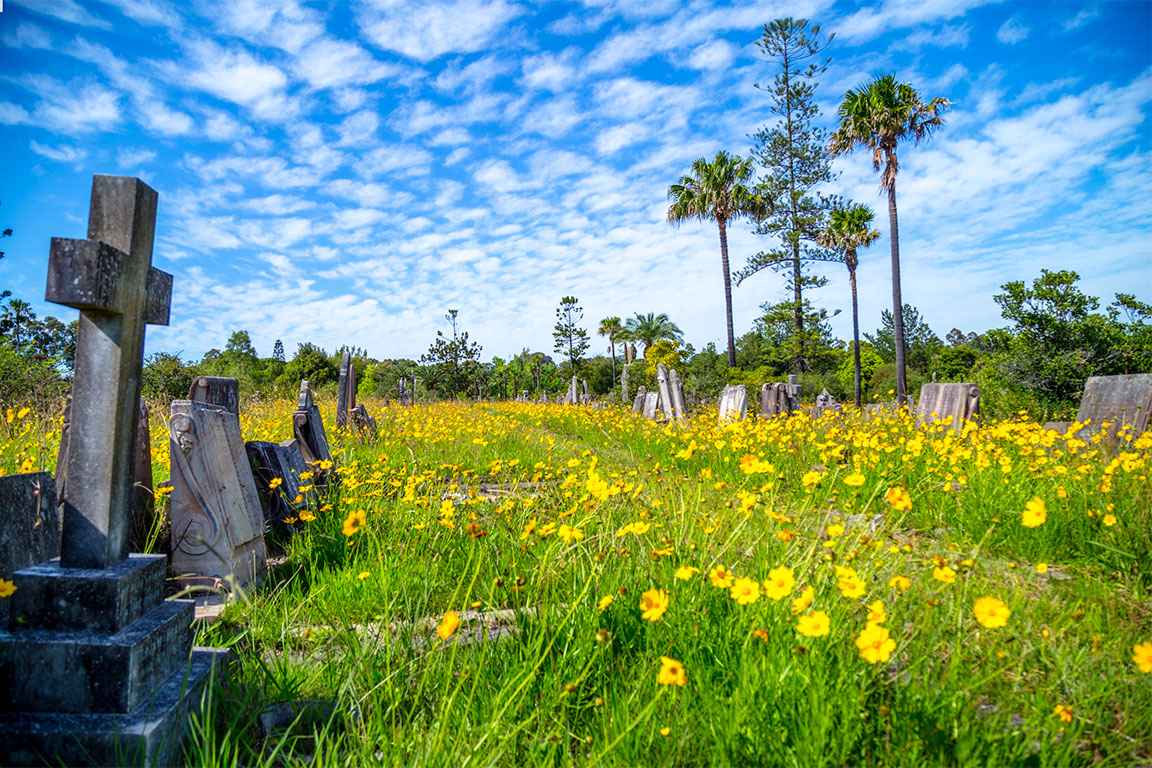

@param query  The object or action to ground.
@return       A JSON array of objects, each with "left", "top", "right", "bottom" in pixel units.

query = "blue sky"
[{"left": 1, "top": 0, "right": 1149, "bottom": 363}]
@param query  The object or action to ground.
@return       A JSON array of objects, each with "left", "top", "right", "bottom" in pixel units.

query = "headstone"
[
  {"left": 285, "top": 380, "right": 335, "bottom": 485},
  {"left": 246, "top": 440, "right": 314, "bottom": 539},
  {"left": 336, "top": 351, "right": 352, "bottom": 428},
  {"left": 564, "top": 375, "right": 578, "bottom": 405},
  {"left": 669, "top": 368, "right": 687, "bottom": 421},
  {"left": 642, "top": 391, "right": 660, "bottom": 421},
  {"left": 655, "top": 364, "right": 674, "bottom": 421},
  {"left": 1044, "top": 373, "right": 1152, "bottom": 440},
  {"left": 169, "top": 376, "right": 267, "bottom": 589},
  {"left": 398, "top": 376, "right": 408, "bottom": 406},
  {"left": 628, "top": 342, "right": 637, "bottom": 363},
  {"left": 813, "top": 388, "right": 842, "bottom": 415},
  {"left": 760, "top": 383, "right": 790, "bottom": 418},
  {"left": 785, "top": 374, "right": 802, "bottom": 412},
  {"left": 55, "top": 396, "right": 155, "bottom": 549},
  {"left": 718, "top": 385, "right": 747, "bottom": 421},
  {"left": 0, "top": 175, "right": 225, "bottom": 767},
  {"left": 190, "top": 375, "right": 241, "bottom": 417},
  {"left": 0, "top": 473, "right": 58, "bottom": 626},
  {"left": 632, "top": 386, "right": 647, "bottom": 415},
  {"left": 621, "top": 365, "right": 630, "bottom": 404},
  {"left": 538, "top": 392, "right": 547, "bottom": 404},
  {"left": 917, "top": 382, "right": 980, "bottom": 435}
]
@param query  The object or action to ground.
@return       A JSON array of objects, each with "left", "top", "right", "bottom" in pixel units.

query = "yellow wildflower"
[
  {"left": 761, "top": 566, "right": 795, "bottom": 601},
  {"left": 657, "top": 656, "right": 686, "bottom": 686},
  {"left": 730, "top": 577, "right": 760, "bottom": 605},
  {"left": 797, "top": 611, "right": 830, "bottom": 638},
  {"left": 856, "top": 622, "right": 896, "bottom": 664},
  {"left": 639, "top": 589, "right": 669, "bottom": 622},
  {"left": 1022, "top": 497, "right": 1047, "bottom": 528},
  {"left": 973, "top": 597, "right": 1010, "bottom": 628},
  {"left": 436, "top": 610, "right": 460, "bottom": 640}
]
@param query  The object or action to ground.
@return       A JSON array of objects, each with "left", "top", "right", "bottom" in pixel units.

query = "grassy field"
[{"left": 3, "top": 401, "right": 1151, "bottom": 766}]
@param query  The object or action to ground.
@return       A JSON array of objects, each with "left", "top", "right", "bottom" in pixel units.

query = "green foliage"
[
  {"left": 0, "top": 338, "right": 68, "bottom": 410},
  {"left": 836, "top": 344, "right": 883, "bottom": 394},
  {"left": 739, "top": 300, "right": 843, "bottom": 375},
  {"left": 421, "top": 310, "right": 483, "bottom": 397},
  {"left": 645, "top": 339, "right": 686, "bottom": 372},
  {"left": 866, "top": 304, "right": 941, "bottom": 370},
  {"left": 553, "top": 296, "right": 590, "bottom": 371},
  {"left": 867, "top": 362, "right": 927, "bottom": 403},
  {"left": 280, "top": 343, "right": 338, "bottom": 391},
  {"left": 623, "top": 312, "right": 683, "bottom": 356},
  {"left": 142, "top": 352, "right": 199, "bottom": 401}
]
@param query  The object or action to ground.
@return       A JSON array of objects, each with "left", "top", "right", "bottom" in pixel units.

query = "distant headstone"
[
  {"left": 286, "top": 380, "right": 335, "bottom": 485},
  {"left": 0, "top": 472, "right": 58, "bottom": 626},
  {"left": 917, "top": 383, "right": 980, "bottom": 435},
  {"left": 0, "top": 175, "right": 223, "bottom": 767},
  {"left": 760, "top": 383, "right": 790, "bottom": 418},
  {"left": 786, "top": 374, "right": 802, "bottom": 412},
  {"left": 621, "top": 365, "right": 630, "bottom": 404},
  {"left": 655, "top": 364, "right": 674, "bottom": 421},
  {"left": 642, "top": 391, "right": 660, "bottom": 421},
  {"left": 337, "top": 351, "right": 353, "bottom": 429},
  {"left": 246, "top": 440, "right": 314, "bottom": 539},
  {"left": 812, "top": 388, "right": 841, "bottom": 415},
  {"left": 564, "top": 375, "right": 578, "bottom": 405},
  {"left": 718, "top": 385, "right": 747, "bottom": 421},
  {"left": 632, "top": 386, "right": 647, "bottom": 415},
  {"left": 669, "top": 368, "right": 687, "bottom": 421},
  {"left": 169, "top": 381, "right": 267, "bottom": 589},
  {"left": 1045, "top": 373, "right": 1152, "bottom": 440}
]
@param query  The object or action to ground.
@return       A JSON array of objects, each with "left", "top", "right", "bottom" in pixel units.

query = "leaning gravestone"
[
  {"left": 917, "top": 383, "right": 980, "bottom": 435},
  {"left": 286, "top": 380, "right": 336, "bottom": 487},
  {"left": 642, "top": 391, "right": 660, "bottom": 421},
  {"left": 718, "top": 385, "right": 748, "bottom": 421},
  {"left": 656, "top": 364, "right": 675, "bottom": 421},
  {"left": 1045, "top": 373, "right": 1152, "bottom": 440},
  {"left": 336, "top": 352, "right": 377, "bottom": 436},
  {"left": 621, "top": 365, "right": 630, "bottom": 404},
  {"left": 669, "top": 369, "right": 687, "bottom": 421},
  {"left": 246, "top": 440, "right": 314, "bottom": 539},
  {"left": 760, "top": 383, "right": 790, "bottom": 418},
  {"left": 632, "top": 386, "right": 647, "bottom": 415},
  {"left": 0, "top": 473, "right": 58, "bottom": 627},
  {"left": 0, "top": 175, "right": 224, "bottom": 767},
  {"left": 171, "top": 376, "right": 267, "bottom": 589}
]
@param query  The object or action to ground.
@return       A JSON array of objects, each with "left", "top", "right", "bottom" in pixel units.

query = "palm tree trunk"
[
  {"left": 849, "top": 261, "right": 862, "bottom": 408},
  {"left": 792, "top": 240, "right": 803, "bottom": 375},
  {"left": 887, "top": 178, "right": 907, "bottom": 404},
  {"left": 718, "top": 219, "right": 736, "bottom": 367}
]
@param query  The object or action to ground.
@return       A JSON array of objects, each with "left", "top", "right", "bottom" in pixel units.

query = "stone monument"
[
  {"left": 1044, "top": 373, "right": 1152, "bottom": 440},
  {"left": 669, "top": 369, "right": 687, "bottom": 421},
  {"left": 718, "top": 385, "right": 747, "bottom": 421},
  {"left": 917, "top": 383, "right": 980, "bottom": 435},
  {"left": 0, "top": 175, "right": 224, "bottom": 767},
  {"left": 812, "top": 388, "right": 842, "bottom": 415},
  {"left": 336, "top": 352, "right": 376, "bottom": 436},
  {"left": 621, "top": 364, "right": 630, "bottom": 404},
  {"left": 642, "top": 391, "right": 660, "bottom": 421},
  {"left": 0, "top": 473, "right": 58, "bottom": 627},
  {"left": 286, "top": 380, "right": 335, "bottom": 486},
  {"left": 632, "top": 386, "right": 647, "bottom": 415}
]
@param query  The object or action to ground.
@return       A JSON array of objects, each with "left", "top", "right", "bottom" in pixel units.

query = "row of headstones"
[
  {"left": 630, "top": 363, "right": 687, "bottom": 422},
  {"left": 713, "top": 374, "right": 1151, "bottom": 441},
  {"left": 562, "top": 375, "right": 592, "bottom": 405}
]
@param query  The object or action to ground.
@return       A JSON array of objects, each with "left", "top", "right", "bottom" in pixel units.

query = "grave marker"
[
  {"left": 642, "top": 391, "right": 660, "bottom": 421},
  {"left": 621, "top": 365, "right": 630, "bottom": 404},
  {"left": 718, "top": 385, "right": 747, "bottom": 421},
  {"left": 917, "top": 383, "right": 980, "bottom": 435},
  {"left": 1045, "top": 373, "right": 1152, "bottom": 440},
  {"left": 0, "top": 473, "right": 58, "bottom": 627},
  {"left": 669, "top": 368, "right": 687, "bottom": 421},
  {"left": 632, "top": 386, "right": 648, "bottom": 415},
  {"left": 286, "top": 380, "right": 335, "bottom": 486}
]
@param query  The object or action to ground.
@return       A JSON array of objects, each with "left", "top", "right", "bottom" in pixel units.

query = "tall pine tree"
[{"left": 736, "top": 18, "right": 837, "bottom": 374}]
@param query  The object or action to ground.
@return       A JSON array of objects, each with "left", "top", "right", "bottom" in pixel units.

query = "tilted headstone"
[
  {"left": 760, "top": 383, "right": 790, "bottom": 418},
  {"left": 812, "top": 388, "right": 842, "bottom": 415},
  {"left": 0, "top": 176, "right": 224, "bottom": 767},
  {"left": 190, "top": 375, "right": 241, "bottom": 416},
  {"left": 642, "top": 391, "right": 660, "bottom": 421},
  {"left": 538, "top": 392, "right": 547, "bottom": 404},
  {"left": 917, "top": 383, "right": 980, "bottom": 435},
  {"left": 718, "top": 385, "right": 747, "bottom": 421},
  {"left": 669, "top": 368, "right": 687, "bottom": 421},
  {"left": 564, "top": 375, "right": 578, "bottom": 405},
  {"left": 285, "top": 380, "right": 335, "bottom": 486},
  {"left": 336, "top": 351, "right": 353, "bottom": 429},
  {"left": 632, "top": 386, "right": 648, "bottom": 415},
  {"left": 245, "top": 440, "right": 313, "bottom": 540},
  {"left": 655, "top": 364, "right": 674, "bottom": 422},
  {"left": 0, "top": 473, "right": 58, "bottom": 627},
  {"left": 621, "top": 364, "right": 630, "bottom": 404},
  {"left": 1045, "top": 373, "right": 1152, "bottom": 440}
]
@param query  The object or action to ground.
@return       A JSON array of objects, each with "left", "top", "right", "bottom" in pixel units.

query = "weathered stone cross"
[{"left": 46, "top": 175, "right": 172, "bottom": 570}]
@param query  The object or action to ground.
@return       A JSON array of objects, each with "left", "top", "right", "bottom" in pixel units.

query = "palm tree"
[
  {"left": 598, "top": 317, "right": 624, "bottom": 388},
  {"left": 829, "top": 75, "right": 949, "bottom": 403},
  {"left": 667, "top": 151, "right": 765, "bottom": 367},
  {"left": 818, "top": 203, "right": 880, "bottom": 407},
  {"left": 624, "top": 312, "right": 683, "bottom": 357}
]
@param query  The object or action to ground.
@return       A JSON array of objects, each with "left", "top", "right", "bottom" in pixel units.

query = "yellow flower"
[
  {"left": 709, "top": 565, "right": 735, "bottom": 589},
  {"left": 616, "top": 521, "right": 651, "bottom": 537},
  {"left": 1102, "top": 514, "right": 1117, "bottom": 527},
  {"left": 0, "top": 579, "right": 16, "bottom": 598},
  {"left": 973, "top": 596, "right": 1011, "bottom": 628},
  {"left": 537, "top": 522, "right": 557, "bottom": 537},
  {"left": 639, "top": 589, "right": 669, "bottom": 621},
  {"left": 657, "top": 656, "right": 686, "bottom": 686},
  {"left": 298, "top": 509, "right": 316, "bottom": 522},
  {"left": 342, "top": 509, "right": 366, "bottom": 537},
  {"left": 884, "top": 487, "right": 912, "bottom": 511},
  {"left": 836, "top": 566, "right": 867, "bottom": 598},
  {"left": 866, "top": 599, "right": 886, "bottom": 625},
  {"left": 674, "top": 566, "right": 700, "bottom": 580},
  {"left": 730, "top": 577, "right": 760, "bottom": 605},
  {"left": 791, "top": 586, "right": 813, "bottom": 614},
  {"left": 801, "top": 470, "right": 823, "bottom": 489},
  {"left": 357, "top": 571, "right": 370, "bottom": 580},
  {"left": 856, "top": 622, "right": 896, "bottom": 664},
  {"left": 436, "top": 610, "right": 460, "bottom": 640},
  {"left": 843, "top": 472, "right": 866, "bottom": 487},
  {"left": 738, "top": 454, "right": 772, "bottom": 474},
  {"left": 268, "top": 477, "right": 283, "bottom": 490},
  {"left": 16, "top": 407, "right": 30, "bottom": 419},
  {"left": 19, "top": 457, "right": 35, "bottom": 473},
  {"left": 932, "top": 566, "right": 956, "bottom": 584},
  {"left": 888, "top": 575, "right": 911, "bottom": 592},
  {"left": 1035, "top": 562, "right": 1048, "bottom": 574},
  {"left": 1133, "top": 641, "right": 1152, "bottom": 673},
  {"left": 558, "top": 524, "right": 584, "bottom": 543},
  {"left": 1022, "top": 497, "right": 1047, "bottom": 528},
  {"left": 797, "top": 611, "right": 830, "bottom": 638},
  {"left": 660, "top": 727, "right": 671, "bottom": 736},
  {"left": 761, "top": 566, "right": 795, "bottom": 601},
  {"left": 1053, "top": 704, "right": 1073, "bottom": 724},
  {"left": 519, "top": 517, "right": 537, "bottom": 540},
  {"left": 752, "top": 628, "right": 770, "bottom": 642},
  {"left": 597, "top": 594, "right": 614, "bottom": 611}
]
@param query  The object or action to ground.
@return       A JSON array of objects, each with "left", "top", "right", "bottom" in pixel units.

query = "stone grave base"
[{"left": 0, "top": 647, "right": 227, "bottom": 767}]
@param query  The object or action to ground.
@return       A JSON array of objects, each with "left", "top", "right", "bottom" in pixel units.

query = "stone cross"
[{"left": 45, "top": 176, "right": 172, "bottom": 570}]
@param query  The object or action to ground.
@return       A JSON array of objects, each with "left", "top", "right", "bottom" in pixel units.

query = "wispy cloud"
[
  {"left": 996, "top": 18, "right": 1029, "bottom": 45},
  {"left": 357, "top": 0, "right": 524, "bottom": 62}
]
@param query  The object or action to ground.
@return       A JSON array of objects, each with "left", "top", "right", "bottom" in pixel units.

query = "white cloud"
[
  {"left": 1, "top": 76, "right": 120, "bottom": 133},
  {"left": 1064, "top": 5, "right": 1101, "bottom": 31},
  {"left": 29, "top": 141, "right": 86, "bottom": 163},
  {"left": 12, "top": 0, "right": 112, "bottom": 28},
  {"left": 894, "top": 24, "right": 971, "bottom": 50},
  {"left": 295, "top": 37, "right": 400, "bottom": 90},
  {"left": 835, "top": 0, "right": 999, "bottom": 43},
  {"left": 1, "top": 22, "right": 54, "bottom": 49},
  {"left": 996, "top": 18, "right": 1029, "bottom": 44},
  {"left": 176, "top": 41, "right": 290, "bottom": 115},
  {"left": 358, "top": 0, "right": 523, "bottom": 62},
  {"left": 96, "top": 0, "right": 179, "bottom": 27},
  {"left": 117, "top": 147, "right": 157, "bottom": 167},
  {"left": 688, "top": 39, "right": 737, "bottom": 71}
]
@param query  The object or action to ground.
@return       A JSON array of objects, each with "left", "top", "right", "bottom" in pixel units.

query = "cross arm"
[{"left": 46, "top": 237, "right": 172, "bottom": 326}]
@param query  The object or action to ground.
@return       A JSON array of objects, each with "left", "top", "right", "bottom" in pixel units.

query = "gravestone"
[
  {"left": 785, "top": 374, "right": 802, "bottom": 412},
  {"left": 398, "top": 376, "right": 408, "bottom": 406},
  {"left": 246, "top": 440, "right": 313, "bottom": 539},
  {"left": 812, "top": 388, "right": 842, "bottom": 415},
  {"left": 669, "top": 368, "right": 687, "bottom": 421},
  {"left": 170, "top": 376, "right": 267, "bottom": 589},
  {"left": 337, "top": 351, "right": 353, "bottom": 429},
  {"left": 642, "top": 391, "right": 660, "bottom": 421},
  {"left": 656, "top": 364, "right": 674, "bottom": 421},
  {"left": 0, "top": 473, "right": 58, "bottom": 627},
  {"left": 0, "top": 175, "right": 224, "bottom": 767},
  {"left": 760, "top": 383, "right": 790, "bottom": 418},
  {"left": 56, "top": 396, "right": 155, "bottom": 548},
  {"left": 564, "top": 375, "right": 578, "bottom": 405},
  {"left": 1044, "top": 373, "right": 1152, "bottom": 440},
  {"left": 621, "top": 365, "right": 630, "bottom": 404},
  {"left": 632, "top": 386, "right": 648, "bottom": 415},
  {"left": 718, "top": 385, "right": 747, "bottom": 421},
  {"left": 285, "top": 380, "right": 335, "bottom": 486},
  {"left": 917, "top": 383, "right": 980, "bottom": 435},
  {"left": 538, "top": 392, "right": 547, "bottom": 404}
]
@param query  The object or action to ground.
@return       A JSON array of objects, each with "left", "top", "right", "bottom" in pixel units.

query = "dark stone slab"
[
  {"left": 337, "top": 351, "right": 353, "bottom": 428},
  {"left": 7, "top": 555, "right": 164, "bottom": 633},
  {"left": 0, "top": 599, "right": 194, "bottom": 715},
  {"left": 189, "top": 375, "right": 240, "bottom": 416},
  {"left": 0, "top": 646, "right": 227, "bottom": 767},
  {"left": 246, "top": 440, "right": 314, "bottom": 538},
  {"left": 0, "top": 473, "right": 59, "bottom": 627},
  {"left": 288, "top": 381, "right": 335, "bottom": 485}
]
